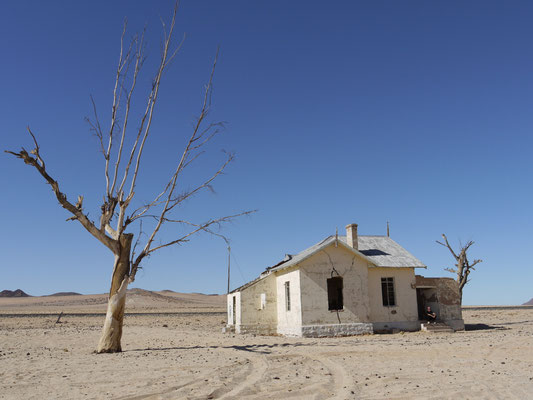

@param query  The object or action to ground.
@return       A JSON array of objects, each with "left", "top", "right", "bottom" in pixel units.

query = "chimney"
[{"left": 345, "top": 223, "right": 358, "bottom": 250}]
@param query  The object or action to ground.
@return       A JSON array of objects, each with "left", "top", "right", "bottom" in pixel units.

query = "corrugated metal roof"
[
  {"left": 356, "top": 235, "right": 426, "bottom": 268},
  {"left": 267, "top": 235, "right": 426, "bottom": 273},
  {"left": 230, "top": 234, "right": 426, "bottom": 293}
]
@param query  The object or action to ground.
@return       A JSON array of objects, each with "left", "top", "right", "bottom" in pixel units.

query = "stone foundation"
[
  {"left": 301, "top": 323, "right": 373, "bottom": 337},
  {"left": 235, "top": 324, "right": 277, "bottom": 335},
  {"left": 372, "top": 320, "right": 420, "bottom": 332}
]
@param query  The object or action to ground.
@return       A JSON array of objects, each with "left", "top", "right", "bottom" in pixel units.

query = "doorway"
[{"left": 416, "top": 288, "right": 440, "bottom": 321}]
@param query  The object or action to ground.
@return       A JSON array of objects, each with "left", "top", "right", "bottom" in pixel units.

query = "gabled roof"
[
  {"left": 230, "top": 234, "right": 426, "bottom": 293},
  {"left": 265, "top": 235, "right": 426, "bottom": 274},
  {"left": 356, "top": 236, "right": 426, "bottom": 268}
]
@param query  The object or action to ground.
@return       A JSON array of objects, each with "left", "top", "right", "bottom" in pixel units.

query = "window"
[
  {"left": 327, "top": 277, "right": 343, "bottom": 310},
  {"left": 381, "top": 277, "right": 396, "bottom": 306},
  {"left": 260, "top": 293, "right": 266, "bottom": 310},
  {"left": 284, "top": 281, "right": 291, "bottom": 311}
]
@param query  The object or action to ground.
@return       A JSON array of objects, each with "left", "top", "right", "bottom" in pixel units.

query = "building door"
[{"left": 232, "top": 295, "right": 236, "bottom": 325}]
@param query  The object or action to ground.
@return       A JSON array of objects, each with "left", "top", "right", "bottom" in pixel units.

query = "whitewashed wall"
[
  {"left": 276, "top": 268, "right": 302, "bottom": 336},
  {"left": 367, "top": 267, "right": 419, "bottom": 329},
  {"left": 226, "top": 292, "right": 241, "bottom": 326},
  {"left": 298, "top": 244, "right": 371, "bottom": 326}
]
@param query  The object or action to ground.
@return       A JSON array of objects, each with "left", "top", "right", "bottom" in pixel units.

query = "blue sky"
[{"left": 1, "top": 1, "right": 532, "bottom": 305}]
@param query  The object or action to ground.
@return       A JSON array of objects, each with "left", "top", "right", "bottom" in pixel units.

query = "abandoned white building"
[{"left": 227, "top": 223, "right": 464, "bottom": 337}]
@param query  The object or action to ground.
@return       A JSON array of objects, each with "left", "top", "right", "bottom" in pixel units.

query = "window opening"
[
  {"left": 327, "top": 276, "right": 343, "bottom": 310},
  {"left": 284, "top": 281, "right": 291, "bottom": 311},
  {"left": 381, "top": 277, "right": 396, "bottom": 306}
]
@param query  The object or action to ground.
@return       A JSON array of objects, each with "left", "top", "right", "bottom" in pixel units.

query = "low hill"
[
  {"left": 0, "top": 289, "right": 30, "bottom": 297},
  {"left": 523, "top": 298, "right": 533, "bottom": 306},
  {"left": 47, "top": 292, "right": 82, "bottom": 297},
  {"left": 0, "top": 288, "right": 225, "bottom": 313}
]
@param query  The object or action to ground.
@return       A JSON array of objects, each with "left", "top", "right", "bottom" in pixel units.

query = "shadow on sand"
[
  {"left": 123, "top": 341, "right": 334, "bottom": 354},
  {"left": 465, "top": 323, "right": 509, "bottom": 331}
]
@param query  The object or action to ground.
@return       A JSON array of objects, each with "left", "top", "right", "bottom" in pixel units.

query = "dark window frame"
[{"left": 381, "top": 277, "right": 396, "bottom": 306}]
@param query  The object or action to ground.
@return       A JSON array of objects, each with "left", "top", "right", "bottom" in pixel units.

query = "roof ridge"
[
  {"left": 337, "top": 234, "right": 389, "bottom": 238},
  {"left": 359, "top": 235, "right": 389, "bottom": 238}
]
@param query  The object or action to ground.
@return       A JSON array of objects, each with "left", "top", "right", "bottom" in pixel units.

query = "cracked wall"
[{"left": 298, "top": 243, "right": 371, "bottom": 326}]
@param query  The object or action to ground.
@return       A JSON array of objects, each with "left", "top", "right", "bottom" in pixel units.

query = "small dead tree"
[
  {"left": 6, "top": 3, "right": 253, "bottom": 353},
  {"left": 436, "top": 234, "right": 482, "bottom": 302}
]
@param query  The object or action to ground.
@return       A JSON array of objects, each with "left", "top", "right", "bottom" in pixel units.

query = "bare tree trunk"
[
  {"left": 96, "top": 233, "right": 133, "bottom": 353},
  {"left": 437, "top": 234, "right": 482, "bottom": 305}
]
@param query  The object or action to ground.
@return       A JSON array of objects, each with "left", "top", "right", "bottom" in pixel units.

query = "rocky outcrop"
[{"left": 0, "top": 289, "right": 31, "bottom": 297}]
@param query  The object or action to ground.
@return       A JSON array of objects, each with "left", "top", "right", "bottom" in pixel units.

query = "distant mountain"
[
  {"left": 47, "top": 292, "right": 82, "bottom": 297},
  {"left": 0, "top": 289, "right": 31, "bottom": 297},
  {"left": 523, "top": 298, "right": 533, "bottom": 306}
]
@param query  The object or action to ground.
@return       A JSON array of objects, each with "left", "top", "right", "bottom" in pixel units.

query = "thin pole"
[
  {"left": 227, "top": 245, "right": 231, "bottom": 294},
  {"left": 387, "top": 221, "right": 390, "bottom": 237}
]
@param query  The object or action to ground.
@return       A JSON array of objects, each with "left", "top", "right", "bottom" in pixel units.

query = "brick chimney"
[{"left": 345, "top": 223, "right": 358, "bottom": 250}]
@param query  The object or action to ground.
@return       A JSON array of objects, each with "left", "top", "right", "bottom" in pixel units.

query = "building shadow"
[{"left": 464, "top": 323, "right": 509, "bottom": 331}]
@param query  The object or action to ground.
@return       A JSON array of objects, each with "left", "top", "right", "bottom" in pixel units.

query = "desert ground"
[{"left": 1, "top": 291, "right": 532, "bottom": 400}]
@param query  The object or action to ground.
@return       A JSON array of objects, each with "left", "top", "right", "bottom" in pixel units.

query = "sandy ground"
[{"left": 1, "top": 294, "right": 532, "bottom": 399}]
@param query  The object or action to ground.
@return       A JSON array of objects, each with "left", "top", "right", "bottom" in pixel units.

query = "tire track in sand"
[
  {"left": 215, "top": 355, "right": 268, "bottom": 399},
  {"left": 218, "top": 351, "right": 354, "bottom": 399},
  {"left": 312, "top": 353, "right": 356, "bottom": 399},
  {"left": 116, "top": 359, "right": 253, "bottom": 400}
]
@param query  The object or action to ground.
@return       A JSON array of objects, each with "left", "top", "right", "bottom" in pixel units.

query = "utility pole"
[{"left": 226, "top": 245, "right": 231, "bottom": 294}]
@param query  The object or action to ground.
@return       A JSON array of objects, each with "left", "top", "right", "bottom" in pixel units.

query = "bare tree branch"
[
  {"left": 104, "top": 19, "right": 129, "bottom": 197},
  {"left": 436, "top": 234, "right": 458, "bottom": 260},
  {"left": 146, "top": 212, "right": 254, "bottom": 255},
  {"left": 5, "top": 131, "right": 118, "bottom": 254},
  {"left": 86, "top": 96, "right": 105, "bottom": 156},
  {"left": 109, "top": 28, "right": 146, "bottom": 199},
  {"left": 437, "top": 233, "right": 482, "bottom": 301},
  {"left": 128, "top": 149, "right": 232, "bottom": 225},
  {"left": 130, "top": 54, "right": 220, "bottom": 254},
  {"left": 125, "top": 48, "right": 222, "bottom": 226},
  {"left": 129, "top": 210, "right": 255, "bottom": 280},
  {"left": 125, "top": 3, "right": 179, "bottom": 202}
]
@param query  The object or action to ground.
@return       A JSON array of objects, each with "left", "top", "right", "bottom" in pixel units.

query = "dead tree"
[
  {"left": 6, "top": 3, "right": 253, "bottom": 353},
  {"left": 436, "top": 234, "right": 482, "bottom": 302}
]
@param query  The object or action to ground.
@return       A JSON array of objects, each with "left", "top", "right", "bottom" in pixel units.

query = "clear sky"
[{"left": 1, "top": 1, "right": 532, "bottom": 305}]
